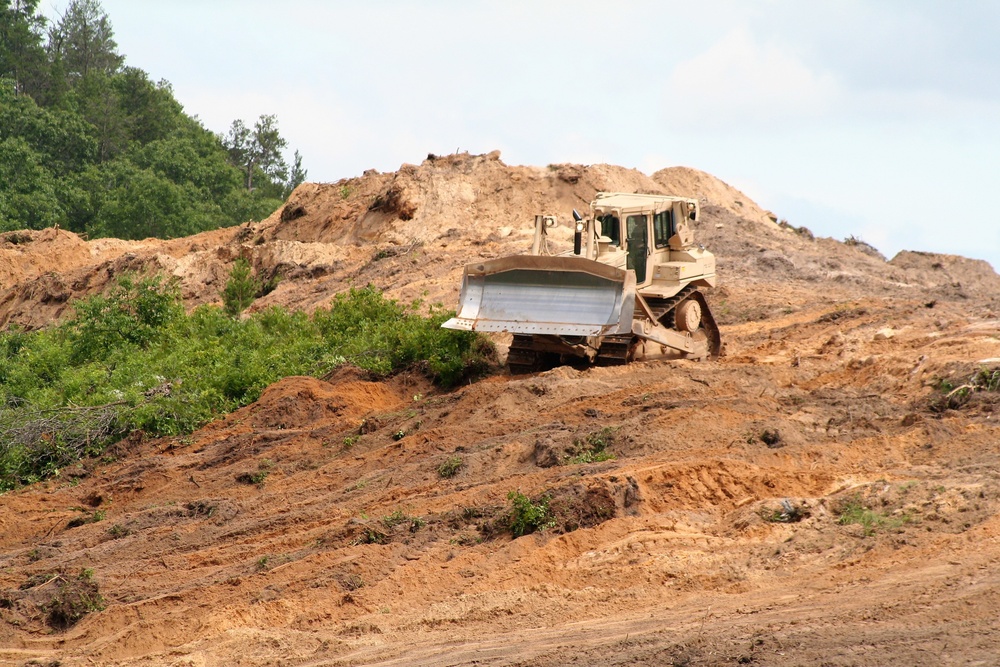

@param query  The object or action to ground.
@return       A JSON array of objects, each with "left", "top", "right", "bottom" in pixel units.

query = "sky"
[{"left": 43, "top": 1, "right": 1000, "bottom": 269}]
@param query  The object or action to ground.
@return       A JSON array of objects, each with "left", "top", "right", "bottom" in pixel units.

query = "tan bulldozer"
[{"left": 442, "top": 192, "right": 721, "bottom": 372}]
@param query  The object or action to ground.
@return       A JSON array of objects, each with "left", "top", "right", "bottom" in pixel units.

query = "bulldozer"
[{"left": 441, "top": 192, "right": 721, "bottom": 372}]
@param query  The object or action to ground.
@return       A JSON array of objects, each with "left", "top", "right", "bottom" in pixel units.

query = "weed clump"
[
  {"left": 760, "top": 499, "right": 809, "bottom": 523},
  {"left": 353, "top": 527, "right": 389, "bottom": 545},
  {"left": 931, "top": 366, "right": 1000, "bottom": 412},
  {"left": 66, "top": 509, "right": 106, "bottom": 529},
  {"left": 381, "top": 509, "right": 425, "bottom": 533},
  {"left": 507, "top": 491, "right": 555, "bottom": 538},
  {"left": 836, "top": 494, "right": 910, "bottom": 536},
  {"left": 567, "top": 427, "right": 617, "bottom": 464},
  {"left": 107, "top": 524, "right": 130, "bottom": 539},
  {"left": 236, "top": 459, "right": 273, "bottom": 488},
  {"left": 437, "top": 456, "right": 464, "bottom": 478},
  {"left": 44, "top": 569, "right": 104, "bottom": 629},
  {"left": 778, "top": 219, "right": 814, "bottom": 240},
  {"left": 337, "top": 573, "right": 364, "bottom": 591}
]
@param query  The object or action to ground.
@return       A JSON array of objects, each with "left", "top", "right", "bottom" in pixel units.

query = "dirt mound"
[
  {"left": 225, "top": 372, "right": 406, "bottom": 431},
  {"left": 2, "top": 154, "right": 1000, "bottom": 665},
  {"left": 890, "top": 250, "right": 1000, "bottom": 302},
  {"left": 652, "top": 165, "right": 777, "bottom": 226},
  {"left": 0, "top": 151, "right": 995, "bottom": 329}
]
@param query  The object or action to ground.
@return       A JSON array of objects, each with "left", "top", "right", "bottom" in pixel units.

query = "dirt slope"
[{"left": 2, "top": 153, "right": 1000, "bottom": 666}]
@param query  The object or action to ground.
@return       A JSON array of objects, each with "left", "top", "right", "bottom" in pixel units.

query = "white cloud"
[{"left": 664, "top": 27, "right": 841, "bottom": 131}]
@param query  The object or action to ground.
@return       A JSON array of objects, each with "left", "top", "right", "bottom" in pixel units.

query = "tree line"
[{"left": 0, "top": 0, "right": 306, "bottom": 240}]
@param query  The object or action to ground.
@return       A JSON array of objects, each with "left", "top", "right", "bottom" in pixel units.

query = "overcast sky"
[{"left": 46, "top": 1, "right": 1000, "bottom": 269}]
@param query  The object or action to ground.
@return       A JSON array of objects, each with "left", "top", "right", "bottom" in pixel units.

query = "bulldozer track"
[
  {"left": 508, "top": 287, "right": 722, "bottom": 370},
  {"left": 642, "top": 283, "right": 700, "bottom": 321},
  {"left": 688, "top": 289, "right": 723, "bottom": 358},
  {"left": 594, "top": 335, "right": 632, "bottom": 366},
  {"left": 507, "top": 334, "right": 549, "bottom": 374},
  {"left": 594, "top": 285, "right": 722, "bottom": 364}
]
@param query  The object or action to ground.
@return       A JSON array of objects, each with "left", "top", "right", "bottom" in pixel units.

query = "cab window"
[
  {"left": 653, "top": 210, "right": 674, "bottom": 248},
  {"left": 599, "top": 214, "right": 620, "bottom": 246}
]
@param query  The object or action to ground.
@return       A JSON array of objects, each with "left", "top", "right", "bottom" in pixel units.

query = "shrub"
[
  {"left": 437, "top": 456, "right": 463, "bottom": 478},
  {"left": 507, "top": 490, "right": 554, "bottom": 537},
  {"left": 222, "top": 258, "right": 262, "bottom": 317},
  {"left": 0, "top": 278, "right": 494, "bottom": 490},
  {"left": 568, "top": 427, "right": 616, "bottom": 464},
  {"left": 70, "top": 273, "right": 182, "bottom": 362},
  {"left": 45, "top": 569, "right": 105, "bottom": 629},
  {"left": 312, "top": 287, "right": 494, "bottom": 386}
]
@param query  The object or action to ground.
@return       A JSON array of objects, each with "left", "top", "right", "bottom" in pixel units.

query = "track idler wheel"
[{"left": 674, "top": 299, "right": 702, "bottom": 333}]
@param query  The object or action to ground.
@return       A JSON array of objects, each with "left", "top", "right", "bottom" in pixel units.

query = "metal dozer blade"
[{"left": 441, "top": 255, "right": 636, "bottom": 337}]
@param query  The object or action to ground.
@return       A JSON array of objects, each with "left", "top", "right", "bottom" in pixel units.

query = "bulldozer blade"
[{"left": 442, "top": 256, "right": 636, "bottom": 337}]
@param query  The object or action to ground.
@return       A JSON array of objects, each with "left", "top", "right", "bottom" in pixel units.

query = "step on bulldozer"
[{"left": 442, "top": 192, "right": 721, "bottom": 373}]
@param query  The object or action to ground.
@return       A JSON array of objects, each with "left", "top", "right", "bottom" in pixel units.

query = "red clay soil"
[{"left": 1, "top": 153, "right": 1000, "bottom": 666}]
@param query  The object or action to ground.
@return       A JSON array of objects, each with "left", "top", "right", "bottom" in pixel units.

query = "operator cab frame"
[{"left": 589, "top": 193, "right": 699, "bottom": 288}]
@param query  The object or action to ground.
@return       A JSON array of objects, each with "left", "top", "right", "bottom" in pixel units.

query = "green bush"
[
  {"left": 69, "top": 274, "right": 183, "bottom": 362},
  {"left": 0, "top": 277, "right": 494, "bottom": 490},
  {"left": 568, "top": 427, "right": 617, "bottom": 464},
  {"left": 507, "top": 491, "right": 554, "bottom": 538},
  {"left": 437, "top": 456, "right": 464, "bottom": 478}
]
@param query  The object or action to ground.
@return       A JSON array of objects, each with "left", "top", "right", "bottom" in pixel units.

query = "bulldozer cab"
[{"left": 590, "top": 193, "right": 700, "bottom": 289}]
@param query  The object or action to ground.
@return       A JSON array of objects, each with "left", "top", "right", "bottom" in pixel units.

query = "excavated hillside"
[{"left": 1, "top": 152, "right": 1000, "bottom": 666}]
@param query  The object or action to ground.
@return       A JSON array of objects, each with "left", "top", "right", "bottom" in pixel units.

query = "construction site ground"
[{"left": 1, "top": 153, "right": 999, "bottom": 666}]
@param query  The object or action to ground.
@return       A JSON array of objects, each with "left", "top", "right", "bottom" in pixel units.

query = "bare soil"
[{"left": 1, "top": 152, "right": 1000, "bottom": 666}]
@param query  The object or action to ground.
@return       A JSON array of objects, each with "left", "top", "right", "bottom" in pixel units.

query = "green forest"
[{"left": 0, "top": 0, "right": 305, "bottom": 240}]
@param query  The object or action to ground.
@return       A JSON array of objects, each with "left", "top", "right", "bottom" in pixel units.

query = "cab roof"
[{"left": 590, "top": 192, "right": 698, "bottom": 213}]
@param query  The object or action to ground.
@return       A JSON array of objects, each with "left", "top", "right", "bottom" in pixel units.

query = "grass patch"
[{"left": 836, "top": 494, "right": 911, "bottom": 536}]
